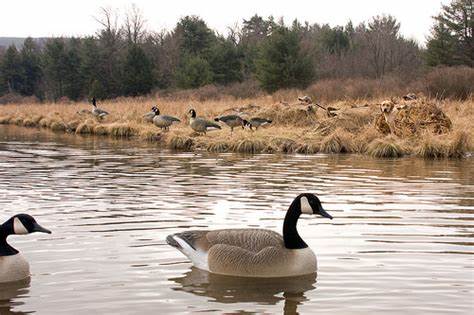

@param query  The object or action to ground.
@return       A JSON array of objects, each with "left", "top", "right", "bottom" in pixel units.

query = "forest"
[{"left": 0, "top": 0, "right": 472, "bottom": 102}]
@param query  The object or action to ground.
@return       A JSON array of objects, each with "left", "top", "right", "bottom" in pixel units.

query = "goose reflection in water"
[
  {"left": 170, "top": 267, "right": 316, "bottom": 314},
  {"left": 0, "top": 278, "right": 30, "bottom": 315}
]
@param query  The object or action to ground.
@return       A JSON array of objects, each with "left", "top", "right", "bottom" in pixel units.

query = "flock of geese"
[
  {"left": 1, "top": 193, "right": 333, "bottom": 282},
  {"left": 85, "top": 98, "right": 273, "bottom": 134},
  {"left": 1, "top": 98, "right": 336, "bottom": 284}
]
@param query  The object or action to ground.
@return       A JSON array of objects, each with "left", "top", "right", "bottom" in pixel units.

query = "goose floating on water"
[
  {"left": 91, "top": 97, "right": 109, "bottom": 119},
  {"left": 152, "top": 107, "right": 181, "bottom": 131},
  {"left": 167, "top": 193, "right": 333, "bottom": 277},
  {"left": 0, "top": 214, "right": 51, "bottom": 283},
  {"left": 188, "top": 109, "right": 221, "bottom": 135}
]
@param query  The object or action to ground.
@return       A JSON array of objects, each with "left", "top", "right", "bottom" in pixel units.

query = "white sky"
[{"left": 1, "top": 0, "right": 449, "bottom": 44}]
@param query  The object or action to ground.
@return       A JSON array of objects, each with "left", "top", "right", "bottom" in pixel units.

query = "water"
[{"left": 0, "top": 125, "right": 473, "bottom": 314}]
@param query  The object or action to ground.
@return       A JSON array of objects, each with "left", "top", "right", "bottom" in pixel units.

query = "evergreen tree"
[
  {"left": 122, "top": 44, "right": 154, "bottom": 96},
  {"left": 80, "top": 37, "right": 103, "bottom": 98},
  {"left": 256, "top": 27, "right": 314, "bottom": 92},
  {"left": 426, "top": 0, "right": 473, "bottom": 66},
  {"left": 62, "top": 38, "right": 83, "bottom": 100},
  {"left": 0, "top": 45, "right": 23, "bottom": 93},
  {"left": 175, "top": 16, "right": 216, "bottom": 56},
  {"left": 208, "top": 38, "right": 242, "bottom": 85},
  {"left": 176, "top": 54, "right": 213, "bottom": 88},
  {"left": 19, "top": 38, "right": 42, "bottom": 96}
]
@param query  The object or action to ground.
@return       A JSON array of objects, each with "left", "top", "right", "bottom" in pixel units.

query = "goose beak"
[
  {"left": 319, "top": 207, "right": 333, "bottom": 220},
  {"left": 33, "top": 223, "right": 52, "bottom": 234}
]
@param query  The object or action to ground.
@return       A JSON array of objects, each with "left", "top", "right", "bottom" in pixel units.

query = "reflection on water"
[
  {"left": 171, "top": 268, "right": 316, "bottom": 314},
  {"left": 0, "top": 279, "right": 30, "bottom": 315},
  {"left": 0, "top": 125, "right": 473, "bottom": 314}
]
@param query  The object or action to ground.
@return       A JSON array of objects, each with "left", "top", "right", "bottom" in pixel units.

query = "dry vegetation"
[{"left": 0, "top": 93, "right": 472, "bottom": 159}]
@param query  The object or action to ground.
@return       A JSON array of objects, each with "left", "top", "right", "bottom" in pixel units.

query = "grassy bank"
[{"left": 0, "top": 95, "right": 472, "bottom": 158}]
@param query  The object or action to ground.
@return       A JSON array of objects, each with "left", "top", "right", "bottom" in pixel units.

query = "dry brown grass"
[{"left": 0, "top": 95, "right": 472, "bottom": 159}]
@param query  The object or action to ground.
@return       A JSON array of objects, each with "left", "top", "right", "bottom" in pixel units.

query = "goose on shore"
[
  {"left": 188, "top": 109, "right": 221, "bottom": 135},
  {"left": 143, "top": 106, "right": 158, "bottom": 123},
  {"left": 153, "top": 107, "right": 181, "bottom": 131},
  {"left": 244, "top": 117, "right": 272, "bottom": 130},
  {"left": 91, "top": 97, "right": 109, "bottom": 119},
  {"left": 214, "top": 115, "right": 245, "bottom": 134},
  {"left": 166, "top": 193, "right": 333, "bottom": 277},
  {"left": 0, "top": 214, "right": 51, "bottom": 283}
]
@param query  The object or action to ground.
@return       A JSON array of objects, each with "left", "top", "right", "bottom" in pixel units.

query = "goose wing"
[
  {"left": 203, "top": 119, "right": 221, "bottom": 129},
  {"left": 161, "top": 115, "right": 181, "bottom": 123}
]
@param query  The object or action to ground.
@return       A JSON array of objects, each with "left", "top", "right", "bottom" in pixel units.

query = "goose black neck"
[
  {"left": 0, "top": 224, "right": 18, "bottom": 256},
  {"left": 283, "top": 201, "right": 308, "bottom": 249}
]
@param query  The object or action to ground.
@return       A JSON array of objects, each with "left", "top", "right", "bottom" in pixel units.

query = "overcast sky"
[{"left": 1, "top": 0, "right": 449, "bottom": 43}]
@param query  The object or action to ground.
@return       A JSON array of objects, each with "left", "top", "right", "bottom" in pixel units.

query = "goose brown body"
[{"left": 167, "top": 193, "right": 332, "bottom": 277}]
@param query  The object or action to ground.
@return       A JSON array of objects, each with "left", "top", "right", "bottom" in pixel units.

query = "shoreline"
[{"left": 0, "top": 97, "right": 472, "bottom": 159}]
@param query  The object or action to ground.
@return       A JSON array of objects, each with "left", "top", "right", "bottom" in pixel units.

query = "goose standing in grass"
[
  {"left": 143, "top": 106, "right": 158, "bottom": 123},
  {"left": 214, "top": 115, "right": 246, "bottom": 134},
  {"left": 167, "top": 193, "right": 333, "bottom": 277},
  {"left": 91, "top": 97, "right": 109, "bottom": 120},
  {"left": 244, "top": 117, "right": 272, "bottom": 131},
  {"left": 0, "top": 214, "right": 51, "bottom": 283},
  {"left": 188, "top": 109, "right": 221, "bottom": 135},
  {"left": 153, "top": 107, "right": 181, "bottom": 131}
]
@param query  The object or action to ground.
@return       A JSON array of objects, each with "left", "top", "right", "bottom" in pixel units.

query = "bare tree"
[{"left": 123, "top": 4, "right": 146, "bottom": 44}]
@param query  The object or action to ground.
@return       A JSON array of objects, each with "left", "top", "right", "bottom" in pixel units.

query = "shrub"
[{"left": 424, "top": 66, "right": 474, "bottom": 100}]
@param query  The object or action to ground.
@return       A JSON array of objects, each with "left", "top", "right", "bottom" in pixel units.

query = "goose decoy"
[
  {"left": 152, "top": 107, "right": 181, "bottom": 131},
  {"left": 298, "top": 96, "right": 312, "bottom": 104},
  {"left": 0, "top": 214, "right": 51, "bottom": 283},
  {"left": 188, "top": 109, "right": 221, "bottom": 135},
  {"left": 167, "top": 193, "right": 333, "bottom": 277},
  {"left": 91, "top": 97, "right": 109, "bottom": 119},
  {"left": 243, "top": 117, "right": 272, "bottom": 131},
  {"left": 214, "top": 115, "right": 245, "bottom": 134},
  {"left": 143, "top": 106, "right": 158, "bottom": 123}
]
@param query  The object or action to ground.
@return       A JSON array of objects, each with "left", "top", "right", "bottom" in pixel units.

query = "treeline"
[{"left": 0, "top": 0, "right": 472, "bottom": 101}]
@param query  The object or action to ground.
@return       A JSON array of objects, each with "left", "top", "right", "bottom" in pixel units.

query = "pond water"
[{"left": 0, "top": 125, "right": 473, "bottom": 314}]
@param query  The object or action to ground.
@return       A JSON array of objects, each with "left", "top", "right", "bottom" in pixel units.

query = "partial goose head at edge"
[{"left": 1, "top": 214, "right": 51, "bottom": 256}]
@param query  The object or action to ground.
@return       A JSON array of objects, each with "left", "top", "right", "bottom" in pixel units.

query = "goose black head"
[
  {"left": 153, "top": 106, "right": 160, "bottom": 115},
  {"left": 242, "top": 119, "right": 250, "bottom": 129},
  {"left": 2, "top": 214, "right": 52, "bottom": 235},
  {"left": 188, "top": 109, "right": 196, "bottom": 118},
  {"left": 294, "top": 193, "right": 332, "bottom": 219},
  {"left": 91, "top": 97, "right": 97, "bottom": 107}
]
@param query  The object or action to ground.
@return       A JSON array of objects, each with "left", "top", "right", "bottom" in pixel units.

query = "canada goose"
[
  {"left": 152, "top": 107, "right": 181, "bottom": 131},
  {"left": 214, "top": 115, "right": 245, "bottom": 134},
  {"left": 143, "top": 106, "right": 158, "bottom": 123},
  {"left": 188, "top": 109, "right": 221, "bottom": 135},
  {"left": 243, "top": 117, "right": 272, "bottom": 130},
  {"left": 0, "top": 214, "right": 51, "bottom": 283},
  {"left": 91, "top": 97, "right": 109, "bottom": 119},
  {"left": 167, "top": 193, "right": 333, "bottom": 277}
]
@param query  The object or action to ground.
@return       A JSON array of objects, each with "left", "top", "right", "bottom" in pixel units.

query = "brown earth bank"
[{"left": 0, "top": 95, "right": 472, "bottom": 159}]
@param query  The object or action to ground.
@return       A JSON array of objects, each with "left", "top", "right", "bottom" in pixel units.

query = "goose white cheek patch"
[
  {"left": 300, "top": 196, "right": 313, "bottom": 214},
  {"left": 13, "top": 218, "right": 29, "bottom": 235}
]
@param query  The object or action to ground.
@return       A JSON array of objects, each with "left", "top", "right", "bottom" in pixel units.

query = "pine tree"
[
  {"left": 176, "top": 54, "right": 213, "bottom": 88},
  {"left": 0, "top": 45, "right": 23, "bottom": 93},
  {"left": 256, "top": 27, "right": 314, "bottom": 92},
  {"left": 122, "top": 44, "right": 154, "bottom": 96},
  {"left": 426, "top": 0, "right": 473, "bottom": 66},
  {"left": 19, "top": 38, "right": 42, "bottom": 96},
  {"left": 208, "top": 38, "right": 242, "bottom": 85}
]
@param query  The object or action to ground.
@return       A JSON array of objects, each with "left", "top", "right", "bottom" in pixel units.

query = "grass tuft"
[
  {"left": 168, "top": 135, "right": 194, "bottom": 150},
  {"left": 367, "top": 136, "right": 406, "bottom": 158}
]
